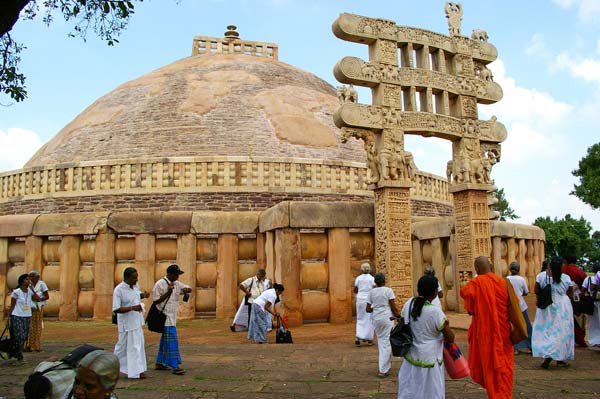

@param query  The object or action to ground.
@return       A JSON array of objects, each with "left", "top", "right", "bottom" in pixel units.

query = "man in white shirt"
[
  {"left": 230, "top": 269, "right": 268, "bottom": 332},
  {"left": 152, "top": 264, "right": 192, "bottom": 375},
  {"left": 113, "top": 267, "right": 149, "bottom": 379}
]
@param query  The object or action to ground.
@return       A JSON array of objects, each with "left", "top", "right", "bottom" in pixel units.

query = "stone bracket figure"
[
  {"left": 445, "top": 2, "right": 463, "bottom": 37},
  {"left": 337, "top": 84, "right": 358, "bottom": 104},
  {"left": 471, "top": 29, "right": 489, "bottom": 42}
]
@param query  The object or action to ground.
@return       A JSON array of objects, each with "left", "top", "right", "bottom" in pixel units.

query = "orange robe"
[{"left": 460, "top": 273, "right": 513, "bottom": 399}]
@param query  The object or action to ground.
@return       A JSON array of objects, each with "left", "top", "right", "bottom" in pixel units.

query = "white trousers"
[
  {"left": 373, "top": 316, "right": 393, "bottom": 373},
  {"left": 114, "top": 327, "right": 147, "bottom": 378}
]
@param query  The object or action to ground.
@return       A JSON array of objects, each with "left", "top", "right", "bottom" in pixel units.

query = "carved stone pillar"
[
  {"left": 264, "top": 231, "right": 275, "bottom": 285},
  {"left": 256, "top": 233, "right": 267, "bottom": 270},
  {"left": 135, "top": 234, "right": 155, "bottom": 310},
  {"left": 0, "top": 238, "right": 8, "bottom": 321},
  {"left": 93, "top": 231, "right": 115, "bottom": 320},
  {"left": 59, "top": 236, "right": 81, "bottom": 321},
  {"left": 25, "top": 236, "right": 43, "bottom": 274},
  {"left": 374, "top": 184, "right": 413, "bottom": 307},
  {"left": 450, "top": 188, "right": 491, "bottom": 312},
  {"left": 177, "top": 234, "right": 197, "bottom": 320},
  {"left": 274, "top": 228, "right": 302, "bottom": 327},
  {"left": 216, "top": 234, "right": 238, "bottom": 319},
  {"left": 328, "top": 228, "right": 352, "bottom": 324}
]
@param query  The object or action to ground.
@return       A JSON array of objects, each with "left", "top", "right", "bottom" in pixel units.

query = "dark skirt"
[{"left": 10, "top": 315, "right": 30, "bottom": 360}]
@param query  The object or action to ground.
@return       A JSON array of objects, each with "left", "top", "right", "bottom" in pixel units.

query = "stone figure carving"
[
  {"left": 444, "top": 2, "right": 463, "bottom": 37},
  {"left": 337, "top": 84, "right": 358, "bottom": 104},
  {"left": 448, "top": 148, "right": 499, "bottom": 185},
  {"left": 471, "top": 29, "right": 488, "bottom": 42},
  {"left": 361, "top": 62, "right": 378, "bottom": 79},
  {"left": 474, "top": 62, "right": 493, "bottom": 82},
  {"left": 404, "top": 151, "right": 417, "bottom": 180}
]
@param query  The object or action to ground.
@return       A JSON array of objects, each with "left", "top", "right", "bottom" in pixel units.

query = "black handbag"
[
  {"left": 111, "top": 312, "right": 117, "bottom": 325},
  {"left": 146, "top": 279, "right": 173, "bottom": 333},
  {"left": 275, "top": 315, "right": 292, "bottom": 344},
  {"left": 575, "top": 277, "right": 595, "bottom": 315},
  {"left": 536, "top": 276, "right": 553, "bottom": 310},
  {"left": 0, "top": 326, "right": 18, "bottom": 360},
  {"left": 390, "top": 299, "right": 414, "bottom": 357}
]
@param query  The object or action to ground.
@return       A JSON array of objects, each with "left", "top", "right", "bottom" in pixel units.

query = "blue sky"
[{"left": 1, "top": 0, "right": 599, "bottom": 230}]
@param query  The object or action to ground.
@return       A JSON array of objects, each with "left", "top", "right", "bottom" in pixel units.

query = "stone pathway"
[{"left": 1, "top": 318, "right": 599, "bottom": 398}]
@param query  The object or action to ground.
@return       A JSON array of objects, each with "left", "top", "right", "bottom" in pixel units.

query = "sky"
[{"left": 0, "top": 0, "right": 599, "bottom": 231}]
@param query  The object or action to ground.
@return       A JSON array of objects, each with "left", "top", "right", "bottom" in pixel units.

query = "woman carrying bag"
[{"left": 397, "top": 275, "right": 455, "bottom": 399}]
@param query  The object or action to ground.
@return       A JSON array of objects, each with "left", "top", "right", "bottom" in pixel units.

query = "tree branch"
[{"left": 0, "top": 0, "right": 32, "bottom": 37}]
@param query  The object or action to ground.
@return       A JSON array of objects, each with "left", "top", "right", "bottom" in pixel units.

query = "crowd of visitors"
[{"left": 9, "top": 253, "right": 598, "bottom": 399}]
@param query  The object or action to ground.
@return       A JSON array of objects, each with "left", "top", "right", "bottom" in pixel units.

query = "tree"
[
  {"left": 533, "top": 214, "right": 598, "bottom": 266},
  {"left": 571, "top": 142, "right": 600, "bottom": 209},
  {"left": 491, "top": 188, "right": 519, "bottom": 221},
  {"left": 0, "top": 0, "right": 140, "bottom": 103}
]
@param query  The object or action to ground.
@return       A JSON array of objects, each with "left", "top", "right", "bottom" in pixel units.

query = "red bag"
[{"left": 443, "top": 342, "right": 470, "bottom": 379}]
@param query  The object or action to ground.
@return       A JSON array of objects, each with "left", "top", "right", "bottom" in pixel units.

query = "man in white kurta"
[{"left": 113, "top": 267, "right": 148, "bottom": 379}]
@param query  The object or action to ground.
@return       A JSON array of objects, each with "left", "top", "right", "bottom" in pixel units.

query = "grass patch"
[{"left": 194, "top": 375, "right": 207, "bottom": 381}]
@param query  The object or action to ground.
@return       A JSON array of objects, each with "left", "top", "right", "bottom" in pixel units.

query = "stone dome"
[{"left": 25, "top": 54, "right": 366, "bottom": 168}]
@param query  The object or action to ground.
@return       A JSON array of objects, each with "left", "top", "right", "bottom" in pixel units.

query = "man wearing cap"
[{"left": 152, "top": 264, "right": 192, "bottom": 375}]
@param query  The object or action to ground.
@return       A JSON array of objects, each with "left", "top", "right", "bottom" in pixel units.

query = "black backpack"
[{"left": 0, "top": 326, "right": 18, "bottom": 360}]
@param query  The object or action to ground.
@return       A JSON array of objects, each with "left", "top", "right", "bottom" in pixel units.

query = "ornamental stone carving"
[
  {"left": 445, "top": 2, "right": 463, "bottom": 37},
  {"left": 337, "top": 84, "right": 358, "bottom": 104},
  {"left": 471, "top": 29, "right": 489, "bottom": 43}
]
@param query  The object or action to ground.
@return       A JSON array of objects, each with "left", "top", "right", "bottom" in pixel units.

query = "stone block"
[
  {"left": 33, "top": 213, "right": 109, "bottom": 236},
  {"left": 490, "top": 221, "right": 516, "bottom": 238},
  {"left": 411, "top": 217, "right": 453, "bottom": 240},
  {"left": 289, "top": 202, "right": 374, "bottom": 228},
  {"left": 0, "top": 214, "right": 39, "bottom": 237},
  {"left": 191, "top": 211, "right": 259, "bottom": 234},
  {"left": 259, "top": 201, "right": 290, "bottom": 232},
  {"left": 108, "top": 211, "right": 192, "bottom": 233}
]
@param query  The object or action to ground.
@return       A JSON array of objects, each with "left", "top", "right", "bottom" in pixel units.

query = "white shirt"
[
  {"left": 113, "top": 281, "right": 144, "bottom": 332},
  {"left": 401, "top": 298, "right": 447, "bottom": 367},
  {"left": 431, "top": 282, "right": 443, "bottom": 308},
  {"left": 31, "top": 280, "right": 49, "bottom": 310},
  {"left": 367, "top": 286, "right": 395, "bottom": 320},
  {"left": 152, "top": 277, "right": 190, "bottom": 327},
  {"left": 354, "top": 274, "right": 375, "bottom": 299},
  {"left": 11, "top": 288, "right": 33, "bottom": 317},
  {"left": 253, "top": 288, "right": 277, "bottom": 311},
  {"left": 507, "top": 275, "right": 529, "bottom": 312},
  {"left": 582, "top": 272, "right": 600, "bottom": 294},
  {"left": 241, "top": 276, "right": 268, "bottom": 303}
]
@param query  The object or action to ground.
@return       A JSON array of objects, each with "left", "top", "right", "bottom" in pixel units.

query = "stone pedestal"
[
  {"left": 216, "top": 234, "right": 238, "bottom": 319},
  {"left": 135, "top": 234, "right": 156, "bottom": 310},
  {"left": 274, "top": 228, "right": 302, "bottom": 327},
  {"left": 177, "top": 234, "right": 197, "bottom": 319},
  {"left": 374, "top": 184, "right": 414, "bottom": 308},
  {"left": 59, "top": 236, "right": 81, "bottom": 320},
  {"left": 450, "top": 188, "right": 492, "bottom": 312},
  {"left": 0, "top": 238, "right": 8, "bottom": 321},
  {"left": 93, "top": 232, "right": 115, "bottom": 320},
  {"left": 328, "top": 228, "right": 352, "bottom": 324}
]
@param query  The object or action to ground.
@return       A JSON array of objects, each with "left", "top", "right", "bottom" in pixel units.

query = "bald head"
[{"left": 474, "top": 256, "right": 492, "bottom": 275}]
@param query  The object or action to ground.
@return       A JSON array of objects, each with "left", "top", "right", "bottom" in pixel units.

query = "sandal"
[
  {"left": 155, "top": 364, "right": 169, "bottom": 371},
  {"left": 230, "top": 325, "right": 236, "bottom": 332},
  {"left": 355, "top": 339, "right": 361, "bottom": 346},
  {"left": 377, "top": 372, "right": 389, "bottom": 378},
  {"left": 540, "top": 359, "right": 551, "bottom": 369},
  {"left": 172, "top": 368, "right": 186, "bottom": 375},
  {"left": 556, "top": 361, "right": 570, "bottom": 368}
]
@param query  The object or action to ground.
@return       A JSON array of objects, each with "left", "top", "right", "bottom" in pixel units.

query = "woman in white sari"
[
  {"left": 397, "top": 275, "right": 455, "bottom": 399},
  {"left": 582, "top": 262, "right": 600, "bottom": 347},
  {"left": 354, "top": 262, "right": 375, "bottom": 346}
]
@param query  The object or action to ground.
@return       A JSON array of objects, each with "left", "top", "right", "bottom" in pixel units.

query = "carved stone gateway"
[{"left": 333, "top": 4, "right": 506, "bottom": 310}]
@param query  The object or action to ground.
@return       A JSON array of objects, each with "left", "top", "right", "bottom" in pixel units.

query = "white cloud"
[
  {"left": 0, "top": 128, "right": 43, "bottom": 172},
  {"left": 551, "top": 0, "right": 600, "bottom": 23},
  {"left": 525, "top": 33, "right": 549, "bottom": 58}
]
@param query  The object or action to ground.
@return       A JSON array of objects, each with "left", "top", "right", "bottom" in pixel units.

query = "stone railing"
[{"left": 0, "top": 157, "right": 452, "bottom": 205}]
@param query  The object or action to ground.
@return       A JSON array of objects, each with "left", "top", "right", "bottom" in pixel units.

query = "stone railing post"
[
  {"left": 93, "top": 231, "right": 116, "bottom": 320},
  {"left": 216, "top": 234, "right": 238, "bottom": 318},
  {"left": 274, "top": 228, "right": 302, "bottom": 326},
  {"left": 177, "top": 233, "right": 197, "bottom": 319},
  {"left": 328, "top": 228, "right": 352, "bottom": 324},
  {"left": 59, "top": 236, "right": 81, "bottom": 320},
  {"left": 0, "top": 238, "right": 8, "bottom": 320},
  {"left": 135, "top": 234, "right": 156, "bottom": 310}
]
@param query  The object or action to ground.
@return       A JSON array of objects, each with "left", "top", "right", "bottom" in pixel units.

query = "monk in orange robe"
[{"left": 460, "top": 256, "right": 513, "bottom": 399}]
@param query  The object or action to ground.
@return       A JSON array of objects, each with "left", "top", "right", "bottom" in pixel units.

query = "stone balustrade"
[{"left": 0, "top": 157, "right": 452, "bottom": 206}]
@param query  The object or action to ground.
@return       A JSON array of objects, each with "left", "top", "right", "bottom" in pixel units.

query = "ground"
[{"left": 1, "top": 312, "right": 600, "bottom": 399}]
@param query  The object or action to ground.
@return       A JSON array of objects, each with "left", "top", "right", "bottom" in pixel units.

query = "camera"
[{"left": 183, "top": 292, "right": 190, "bottom": 302}]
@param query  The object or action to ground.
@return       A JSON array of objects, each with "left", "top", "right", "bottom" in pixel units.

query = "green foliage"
[
  {"left": 571, "top": 143, "right": 600, "bottom": 209},
  {"left": 492, "top": 188, "right": 519, "bottom": 221},
  {"left": 533, "top": 214, "right": 600, "bottom": 267},
  {"left": 1, "top": 0, "right": 141, "bottom": 104}
]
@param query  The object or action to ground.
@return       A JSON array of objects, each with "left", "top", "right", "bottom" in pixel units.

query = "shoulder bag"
[
  {"left": 536, "top": 275, "right": 553, "bottom": 310},
  {"left": 505, "top": 278, "right": 527, "bottom": 344},
  {"left": 275, "top": 315, "right": 293, "bottom": 344},
  {"left": 146, "top": 278, "right": 173, "bottom": 333},
  {"left": 576, "top": 277, "right": 595, "bottom": 315},
  {"left": 390, "top": 298, "right": 414, "bottom": 357},
  {"left": 244, "top": 277, "right": 255, "bottom": 305}
]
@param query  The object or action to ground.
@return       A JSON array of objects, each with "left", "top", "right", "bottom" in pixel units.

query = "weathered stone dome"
[{"left": 25, "top": 54, "right": 366, "bottom": 168}]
